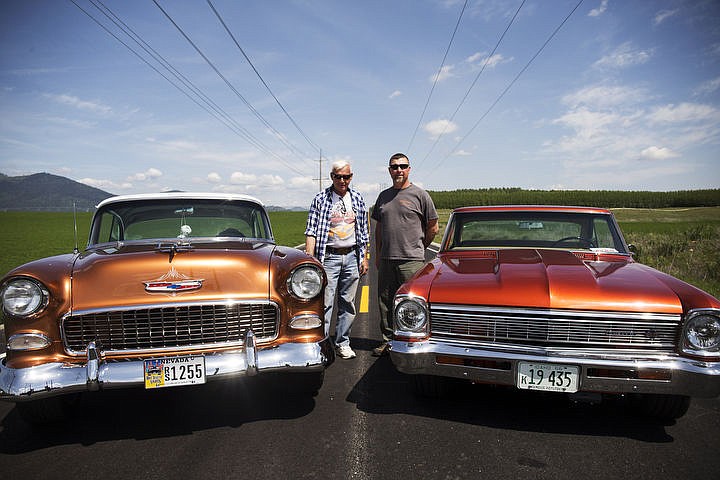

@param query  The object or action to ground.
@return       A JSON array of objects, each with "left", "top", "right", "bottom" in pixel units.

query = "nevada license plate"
[
  {"left": 517, "top": 362, "right": 579, "bottom": 393},
  {"left": 144, "top": 355, "right": 206, "bottom": 389}
]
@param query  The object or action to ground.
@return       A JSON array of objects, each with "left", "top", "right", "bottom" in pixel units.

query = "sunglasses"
[
  {"left": 331, "top": 173, "right": 353, "bottom": 180},
  {"left": 389, "top": 164, "right": 410, "bottom": 170}
]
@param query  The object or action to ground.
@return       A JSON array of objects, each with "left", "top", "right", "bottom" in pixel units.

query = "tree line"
[{"left": 427, "top": 188, "right": 720, "bottom": 210}]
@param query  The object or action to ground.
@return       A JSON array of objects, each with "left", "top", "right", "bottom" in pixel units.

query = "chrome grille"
[
  {"left": 430, "top": 304, "right": 681, "bottom": 351},
  {"left": 63, "top": 301, "right": 279, "bottom": 354}
]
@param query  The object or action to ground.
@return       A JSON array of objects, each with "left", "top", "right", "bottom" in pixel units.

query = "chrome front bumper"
[
  {"left": 0, "top": 331, "right": 334, "bottom": 402},
  {"left": 390, "top": 339, "right": 720, "bottom": 398}
]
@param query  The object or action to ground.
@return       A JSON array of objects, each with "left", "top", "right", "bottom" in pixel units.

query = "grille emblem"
[{"left": 144, "top": 267, "right": 203, "bottom": 293}]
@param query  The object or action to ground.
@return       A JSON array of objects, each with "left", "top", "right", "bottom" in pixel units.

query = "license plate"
[
  {"left": 517, "top": 362, "right": 579, "bottom": 393},
  {"left": 144, "top": 355, "right": 206, "bottom": 389}
]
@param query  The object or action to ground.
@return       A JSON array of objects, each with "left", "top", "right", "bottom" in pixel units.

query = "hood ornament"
[{"left": 144, "top": 266, "right": 204, "bottom": 294}]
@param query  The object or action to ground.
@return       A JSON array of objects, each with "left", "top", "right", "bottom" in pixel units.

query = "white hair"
[{"left": 331, "top": 159, "right": 351, "bottom": 172}]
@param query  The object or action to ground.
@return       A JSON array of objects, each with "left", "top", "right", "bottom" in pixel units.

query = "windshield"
[
  {"left": 443, "top": 211, "right": 628, "bottom": 253},
  {"left": 88, "top": 198, "right": 273, "bottom": 245}
]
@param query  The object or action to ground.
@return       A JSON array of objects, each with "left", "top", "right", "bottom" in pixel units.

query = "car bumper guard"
[
  {"left": 390, "top": 339, "right": 720, "bottom": 398},
  {"left": 0, "top": 330, "right": 334, "bottom": 402}
]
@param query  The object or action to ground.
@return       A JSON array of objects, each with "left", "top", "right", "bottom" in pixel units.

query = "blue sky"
[{"left": 1, "top": 0, "right": 719, "bottom": 207}]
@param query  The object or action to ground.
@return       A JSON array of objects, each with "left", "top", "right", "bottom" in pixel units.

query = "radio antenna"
[{"left": 73, "top": 201, "right": 79, "bottom": 254}]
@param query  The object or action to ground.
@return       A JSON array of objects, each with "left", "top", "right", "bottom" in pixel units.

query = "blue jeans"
[{"left": 323, "top": 250, "right": 360, "bottom": 347}]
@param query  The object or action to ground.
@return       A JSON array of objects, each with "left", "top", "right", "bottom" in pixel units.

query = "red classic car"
[
  {"left": 0, "top": 192, "right": 333, "bottom": 422},
  {"left": 389, "top": 206, "right": 720, "bottom": 419}
]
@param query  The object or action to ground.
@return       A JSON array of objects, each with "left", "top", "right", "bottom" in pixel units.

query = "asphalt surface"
[{"left": 0, "top": 248, "right": 719, "bottom": 479}]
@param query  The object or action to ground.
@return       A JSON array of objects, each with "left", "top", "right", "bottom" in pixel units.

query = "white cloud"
[
  {"left": 594, "top": 42, "right": 653, "bottom": 69},
  {"left": 552, "top": 107, "right": 620, "bottom": 139},
  {"left": 454, "top": 149, "right": 473, "bottom": 156},
  {"left": 588, "top": 0, "right": 608, "bottom": 17},
  {"left": 44, "top": 94, "right": 112, "bottom": 114},
  {"left": 230, "top": 172, "right": 258, "bottom": 184},
  {"left": 648, "top": 103, "right": 719, "bottom": 124},
  {"left": 424, "top": 119, "right": 458, "bottom": 138},
  {"left": 128, "top": 168, "right": 163, "bottom": 182},
  {"left": 640, "top": 146, "right": 679, "bottom": 160},
  {"left": 466, "top": 52, "right": 506, "bottom": 69},
  {"left": 694, "top": 77, "right": 720, "bottom": 96},
  {"left": 207, "top": 172, "right": 222, "bottom": 183},
  {"left": 259, "top": 174, "right": 285, "bottom": 186},
  {"left": 389, "top": 90, "right": 402, "bottom": 99},
  {"left": 431, "top": 65, "right": 454, "bottom": 83},
  {"left": 654, "top": 9, "right": 679, "bottom": 26},
  {"left": 562, "top": 84, "right": 649, "bottom": 109},
  {"left": 289, "top": 176, "right": 315, "bottom": 188},
  {"left": 79, "top": 177, "right": 132, "bottom": 191}
]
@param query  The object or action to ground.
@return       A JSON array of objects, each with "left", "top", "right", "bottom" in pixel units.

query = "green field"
[{"left": 1, "top": 208, "right": 719, "bottom": 300}]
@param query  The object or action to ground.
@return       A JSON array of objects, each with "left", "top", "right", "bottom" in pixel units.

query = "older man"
[{"left": 305, "top": 160, "right": 369, "bottom": 359}]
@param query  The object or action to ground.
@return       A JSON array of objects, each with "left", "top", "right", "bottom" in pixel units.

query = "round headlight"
[
  {"left": 1, "top": 278, "right": 48, "bottom": 317},
  {"left": 682, "top": 311, "right": 720, "bottom": 356},
  {"left": 287, "top": 265, "right": 323, "bottom": 300},
  {"left": 394, "top": 297, "right": 428, "bottom": 333}
]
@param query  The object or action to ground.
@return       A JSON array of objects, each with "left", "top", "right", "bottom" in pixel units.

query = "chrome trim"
[
  {"left": 428, "top": 304, "right": 681, "bottom": 350},
  {"left": 393, "top": 294, "right": 429, "bottom": 337},
  {"left": 680, "top": 308, "right": 720, "bottom": 357},
  {"left": 0, "top": 333, "right": 333, "bottom": 402},
  {"left": 390, "top": 339, "right": 720, "bottom": 398},
  {"left": 0, "top": 277, "right": 50, "bottom": 318},
  {"left": 245, "top": 330, "right": 258, "bottom": 376},
  {"left": 6, "top": 332, "right": 52, "bottom": 351},
  {"left": 60, "top": 300, "right": 280, "bottom": 356}
]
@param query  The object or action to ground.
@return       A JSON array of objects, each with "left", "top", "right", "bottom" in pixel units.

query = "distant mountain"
[
  {"left": 0, "top": 173, "right": 305, "bottom": 212},
  {"left": 0, "top": 172, "right": 113, "bottom": 211}
]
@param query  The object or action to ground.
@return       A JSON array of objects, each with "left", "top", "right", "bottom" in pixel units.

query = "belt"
[{"left": 326, "top": 246, "right": 355, "bottom": 255}]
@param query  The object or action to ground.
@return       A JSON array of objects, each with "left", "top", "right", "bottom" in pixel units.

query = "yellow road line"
[{"left": 359, "top": 285, "right": 369, "bottom": 313}]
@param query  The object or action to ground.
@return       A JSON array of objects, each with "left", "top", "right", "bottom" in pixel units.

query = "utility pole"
[{"left": 313, "top": 149, "right": 324, "bottom": 192}]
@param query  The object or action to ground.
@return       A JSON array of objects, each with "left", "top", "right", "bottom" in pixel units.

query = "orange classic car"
[
  {"left": 389, "top": 206, "right": 720, "bottom": 420},
  {"left": 0, "top": 192, "right": 333, "bottom": 422}
]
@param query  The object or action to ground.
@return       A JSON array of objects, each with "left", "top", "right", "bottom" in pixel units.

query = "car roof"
[
  {"left": 451, "top": 205, "right": 613, "bottom": 215},
  {"left": 96, "top": 192, "right": 265, "bottom": 209}
]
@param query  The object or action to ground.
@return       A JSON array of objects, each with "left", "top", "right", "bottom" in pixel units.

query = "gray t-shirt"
[{"left": 372, "top": 184, "right": 438, "bottom": 261}]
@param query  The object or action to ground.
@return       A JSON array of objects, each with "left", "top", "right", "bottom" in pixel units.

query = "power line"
[
  {"left": 152, "top": 0, "right": 316, "bottom": 169},
  {"left": 416, "top": 0, "right": 526, "bottom": 170},
  {"left": 206, "top": 0, "right": 322, "bottom": 156},
  {"left": 72, "top": 0, "right": 309, "bottom": 176},
  {"left": 406, "top": 0, "right": 468, "bottom": 156},
  {"left": 427, "top": 0, "right": 585, "bottom": 173}
]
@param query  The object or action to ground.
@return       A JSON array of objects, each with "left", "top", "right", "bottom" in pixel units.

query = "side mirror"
[{"left": 627, "top": 244, "right": 638, "bottom": 258}]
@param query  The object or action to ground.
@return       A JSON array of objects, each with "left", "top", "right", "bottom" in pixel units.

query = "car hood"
[
  {"left": 70, "top": 242, "right": 275, "bottom": 311},
  {"left": 423, "top": 249, "right": 685, "bottom": 314}
]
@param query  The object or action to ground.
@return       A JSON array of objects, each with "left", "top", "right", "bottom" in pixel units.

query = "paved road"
[{"left": 1, "top": 248, "right": 719, "bottom": 479}]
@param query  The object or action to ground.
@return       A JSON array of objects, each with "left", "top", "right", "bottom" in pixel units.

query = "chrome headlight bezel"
[
  {"left": 393, "top": 294, "right": 429, "bottom": 338},
  {"left": 1, "top": 277, "right": 50, "bottom": 317},
  {"left": 681, "top": 309, "right": 720, "bottom": 358},
  {"left": 7, "top": 332, "right": 52, "bottom": 351},
  {"left": 287, "top": 264, "right": 323, "bottom": 300}
]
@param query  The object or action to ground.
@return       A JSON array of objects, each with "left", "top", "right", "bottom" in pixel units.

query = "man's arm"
[
  {"left": 374, "top": 221, "right": 382, "bottom": 268},
  {"left": 305, "top": 235, "right": 316, "bottom": 257},
  {"left": 422, "top": 218, "right": 439, "bottom": 248}
]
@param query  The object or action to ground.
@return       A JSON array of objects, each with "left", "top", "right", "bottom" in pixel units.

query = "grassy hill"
[{"left": 0, "top": 172, "right": 113, "bottom": 211}]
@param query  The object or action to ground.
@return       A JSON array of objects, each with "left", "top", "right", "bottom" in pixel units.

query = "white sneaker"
[{"left": 336, "top": 344, "right": 356, "bottom": 359}]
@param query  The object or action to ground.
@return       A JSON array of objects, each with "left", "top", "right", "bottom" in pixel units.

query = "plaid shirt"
[{"left": 305, "top": 186, "right": 369, "bottom": 265}]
